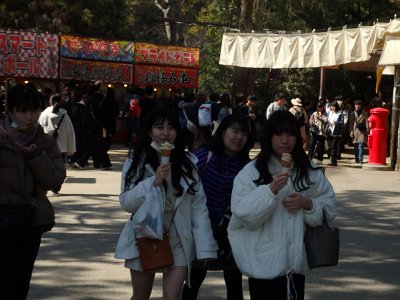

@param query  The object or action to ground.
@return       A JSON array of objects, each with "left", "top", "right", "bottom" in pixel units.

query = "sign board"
[
  {"left": 0, "top": 29, "right": 59, "bottom": 78},
  {"left": 60, "top": 58, "right": 133, "bottom": 83},
  {"left": 60, "top": 35, "right": 134, "bottom": 63},
  {"left": 134, "top": 64, "right": 199, "bottom": 88},
  {"left": 134, "top": 43, "right": 200, "bottom": 67}
]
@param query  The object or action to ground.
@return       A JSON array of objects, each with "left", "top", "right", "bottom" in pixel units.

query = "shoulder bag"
[
  {"left": 304, "top": 210, "right": 340, "bottom": 268},
  {"left": 136, "top": 207, "right": 177, "bottom": 271}
]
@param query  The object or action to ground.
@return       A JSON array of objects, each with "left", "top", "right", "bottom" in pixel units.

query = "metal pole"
[
  {"left": 390, "top": 66, "right": 400, "bottom": 170},
  {"left": 319, "top": 68, "right": 325, "bottom": 100}
]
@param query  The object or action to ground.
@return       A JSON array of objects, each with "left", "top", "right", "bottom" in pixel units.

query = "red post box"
[{"left": 368, "top": 107, "right": 389, "bottom": 165}]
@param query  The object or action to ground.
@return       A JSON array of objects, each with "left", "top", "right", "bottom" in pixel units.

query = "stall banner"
[
  {"left": 134, "top": 43, "right": 199, "bottom": 67},
  {"left": 60, "top": 35, "right": 134, "bottom": 63},
  {"left": 60, "top": 58, "right": 133, "bottom": 83},
  {"left": 0, "top": 29, "right": 59, "bottom": 78},
  {"left": 134, "top": 64, "right": 198, "bottom": 88}
]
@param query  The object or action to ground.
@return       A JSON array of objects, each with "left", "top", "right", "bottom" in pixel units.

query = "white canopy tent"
[{"left": 219, "top": 19, "right": 400, "bottom": 69}]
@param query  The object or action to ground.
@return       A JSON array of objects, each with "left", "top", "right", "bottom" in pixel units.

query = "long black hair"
[
  {"left": 205, "top": 114, "right": 251, "bottom": 169},
  {"left": 255, "top": 110, "right": 322, "bottom": 192},
  {"left": 124, "top": 109, "right": 198, "bottom": 197}
]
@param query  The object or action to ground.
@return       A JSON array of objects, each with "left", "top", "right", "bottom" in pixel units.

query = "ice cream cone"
[
  {"left": 281, "top": 153, "right": 292, "bottom": 172},
  {"left": 160, "top": 142, "right": 174, "bottom": 164}
]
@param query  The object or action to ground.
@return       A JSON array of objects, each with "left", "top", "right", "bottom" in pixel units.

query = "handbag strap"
[
  {"left": 182, "top": 106, "right": 190, "bottom": 121},
  {"left": 54, "top": 114, "right": 65, "bottom": 134}
]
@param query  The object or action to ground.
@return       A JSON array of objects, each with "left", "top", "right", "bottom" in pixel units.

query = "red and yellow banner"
[
  {"left": 60, "top": 35, "right": 134, "bottom": 63},
  {"left": 0, "top": 29, "right": 59, "bottom": 78},
  {"left": 60, "top": 58, "right": 133, "bottom": 83},
  {"left": 134, "top": 43, "right": 199, "bottom": 67},
  {"left": 134, "top": 64, "right": 198, "bottom": 88}
]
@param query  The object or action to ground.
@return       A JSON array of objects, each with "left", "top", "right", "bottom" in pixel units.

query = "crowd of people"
[{"left": 2, "top": 81, "right": 382, "bottom": 299}]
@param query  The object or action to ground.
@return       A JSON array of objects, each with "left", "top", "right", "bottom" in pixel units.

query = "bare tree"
[{"left": 154, "top": 0, "right": 186, "bottom": 45}]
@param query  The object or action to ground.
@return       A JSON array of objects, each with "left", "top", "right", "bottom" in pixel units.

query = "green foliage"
[{"left": 0, "top": 0, "right": 399, "bottom": 100}]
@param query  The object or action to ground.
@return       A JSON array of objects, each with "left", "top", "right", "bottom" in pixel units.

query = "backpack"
[
  {"left": 129, "top": 98, "right": 141, "bottom": 118},
  {"left": 198, "top": 103, "right": 212, "bottom": 126}
]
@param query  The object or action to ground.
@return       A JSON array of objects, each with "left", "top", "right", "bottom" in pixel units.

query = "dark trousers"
[
  {"left": 308, "top": 135, "right": 326, "bottom": 161},
  {"left": 327, "top": 136, "right": 341, "bottom": 164},
  {"left": 249, "top": 273, "right": 305, "bottom": 300},
  {"left": 182, "top": 268, "right": 243, "bottom": 300},
  {"left": 0, "top": 230, "right": 42, "bottom": 300}
]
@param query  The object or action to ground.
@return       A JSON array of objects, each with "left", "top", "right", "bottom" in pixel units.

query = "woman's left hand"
[
  {"left": 15, "top": 143, "right": 39, "bottom": 155},
  {"left": 283, "top": 193, "right": 313, "bottom": 214}
]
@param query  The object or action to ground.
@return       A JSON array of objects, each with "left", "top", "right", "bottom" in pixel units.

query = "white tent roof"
[
  {"left": 219, "top": 19, "right": 400, "bottom": 69},
  {"left": 379, "top": 35, "right": 400, "bottom": 66}
]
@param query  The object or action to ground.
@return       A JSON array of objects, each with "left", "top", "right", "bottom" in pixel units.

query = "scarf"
[{"left": 4, "top": 116, "right": 39, "bottom": 146}]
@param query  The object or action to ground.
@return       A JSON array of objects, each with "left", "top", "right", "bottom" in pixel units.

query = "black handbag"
[
  {"left": 0, "top": 204, "right": 34, "bottom": 234},
  {"left": 304, "top": 210, "right": 339, "bottom": 268}
]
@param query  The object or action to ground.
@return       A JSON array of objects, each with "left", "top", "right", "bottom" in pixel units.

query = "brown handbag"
[
  {"left": 137, "top": 232, "right": 173, "bottom": 271},
  {"left": 304, "top": 210, "right": 340, "bottom": 268}
]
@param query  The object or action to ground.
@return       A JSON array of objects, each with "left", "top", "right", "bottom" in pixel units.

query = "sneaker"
[
  {"left": 355, "top": 159, "right": 360, "bottom": 163},
  {"left": 73, "top": 162, "right": 84, "bottom": 169}
]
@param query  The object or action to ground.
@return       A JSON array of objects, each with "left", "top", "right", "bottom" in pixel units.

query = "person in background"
[
  {"left": 139, "top": 85, "right": 158, "bottom": 132},
  {"left": 178, "top": 93, "right": 199, "bottom": 152},
  {"left": 349, "top": 100, "right": 369, "bottom": 164},
  {"left": 334, "top": 95, "right": 348, "bottom": 159},
  {"left": 182, "top": 115, "right": 251, "bottom": 300},
  {"left": 228, "top": 110, "right": 336, "bottom": 300},
  {"left": 115, "top": 109, "right": 217, "bottom": 300},
  {"left": 326, "top": 102, "right": 345, "bottom": 166},
  {"left": 0, "top": 84, "right": 66, "bottom": 299},
  {"left": 289, "top": 98, "right": 308, "bottom": 150},
  {"left": 39, "top": 94, "right": 76, "bottom": 165},
  {"left": 308, "top": 101, "right": 328, "bottom": 165},
  {"left": 266, "top": 92, "right": 287, "bottom": 120}
]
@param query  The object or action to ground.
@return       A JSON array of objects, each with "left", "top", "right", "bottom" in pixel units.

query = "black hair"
[
  {"left": 275, "top": 92, "right": 286, "bottom": 101},
  {"left": 124, "top": 109, "right": 198, "bottom": 197},
  {"left": 255, "top": 110, "right": 322, "bottom": 192},
  {"left": 205, "top": 115, "right": 251, "bottom": 166},
  {"left": 7, "top": 84, "right": 42, "bottom": 113},
  {"left": 144, "top": 85, "right": 154, "bottom": 96},
  {"left": 50, "top": 94, "right": 62, "bottom": 113}
]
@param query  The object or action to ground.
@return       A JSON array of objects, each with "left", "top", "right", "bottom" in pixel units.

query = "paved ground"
[{"left": 28, "top": 144, "right": 400, "bottom": 300}]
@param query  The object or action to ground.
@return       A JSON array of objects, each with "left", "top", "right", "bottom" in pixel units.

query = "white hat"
[{"left": 291, "top": 98, "right": 302, "bottom": 106}]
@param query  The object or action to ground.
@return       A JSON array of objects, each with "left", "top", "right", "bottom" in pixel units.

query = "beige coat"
[{"left": 349, "top": 110, "right": 369, "bottom": 144}]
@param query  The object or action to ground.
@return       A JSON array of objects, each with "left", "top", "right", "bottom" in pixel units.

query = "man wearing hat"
[{"left": 289, "top": 98, "right": 308, "bottom": 149}]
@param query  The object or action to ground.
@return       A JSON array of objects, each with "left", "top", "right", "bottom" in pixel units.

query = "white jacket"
[
  {"left": 39, "top": 107, "right": 76, "bottom": 154},
  {"left": 115, "top": 154, "right": 217, "bottom": 279},
  {"left": 228, "top": 156, "right": 336, "bottom": 279}
]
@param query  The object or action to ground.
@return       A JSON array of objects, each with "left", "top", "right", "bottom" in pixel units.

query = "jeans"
[{"left": 354, "top": 142, "right": 365, "bottom": 162}]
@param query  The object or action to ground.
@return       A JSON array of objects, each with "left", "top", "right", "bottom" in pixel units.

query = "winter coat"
[
  {"left": 349, "top": 110, "right": 369, "bottom": 144},
  {"left": 228, "top": 156, "right": 336, "bottom": 279},
  {"left": 115, "top": 154, "right": 217, "bottom": 281},
  {"left": 0, "top": 122, "right": 66, "bottom": 232},
  {"left": 309, "top": 111, "right": 329, "bottom": 137},
  {"left": 39, "top": 107, "right": 76, "bottom": 154}
]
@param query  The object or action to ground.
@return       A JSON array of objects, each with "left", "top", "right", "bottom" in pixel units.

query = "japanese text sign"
[
  {"left": 60, "top": 58, "right": 133, "bottom": 83},
  {"left": 60, "top": 35, "right": 134, "bottom": 63},
  {"left": 0, "top": 30, "right": 59, "bottom": 78},
  {"left": 134, "top": 64, "right": 198, "bottom": 88},
  {"left": 134, "top": 43, "right": 199, "bottom": 67}
]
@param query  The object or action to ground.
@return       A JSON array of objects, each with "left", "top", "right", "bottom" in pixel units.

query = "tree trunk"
[{"left": 233, "top": 0, "right": 256, "bottom": 98}]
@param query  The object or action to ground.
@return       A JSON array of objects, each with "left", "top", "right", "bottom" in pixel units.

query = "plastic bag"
[{"left": 131, "top": 186, "right": 164, "bottom": 240}]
